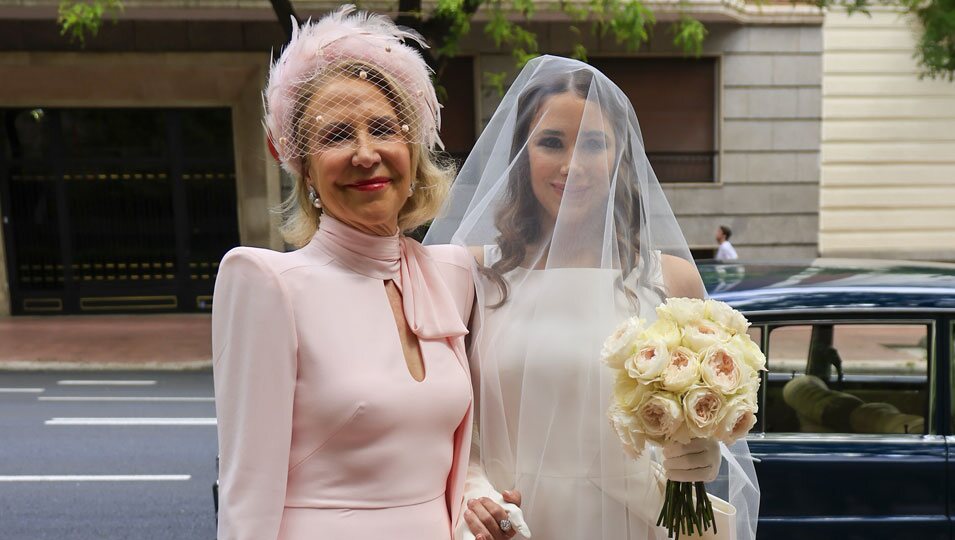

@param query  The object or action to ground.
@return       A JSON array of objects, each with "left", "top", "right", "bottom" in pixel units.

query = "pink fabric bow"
[{"left": 313, "top": 215, "right": 468, "bottom": 340}]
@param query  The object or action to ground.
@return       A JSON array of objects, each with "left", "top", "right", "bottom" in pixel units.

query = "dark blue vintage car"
[{"left": 700, "top": 259, "right": 955, "bottom": 540}]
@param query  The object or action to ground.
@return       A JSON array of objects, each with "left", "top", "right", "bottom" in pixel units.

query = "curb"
[{"left": 0, "top": 360, "right": 213, "bottom": 371}]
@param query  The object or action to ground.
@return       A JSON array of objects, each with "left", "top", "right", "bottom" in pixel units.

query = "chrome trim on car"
[
  {"left": 758, "top": 515, "right": 948, "bottom": 524},
  {"left": 738, "top": 308, "right": 955, "bottom": 317},
  {"left": 748, "top": 433, "right": 946, "bottom": 445}
]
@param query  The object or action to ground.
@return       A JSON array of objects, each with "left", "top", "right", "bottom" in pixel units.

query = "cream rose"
[
  {"left": 634, "top": 392, "right": 684, "bottom": 444},
  {"left": 704, "top": 299, "right": 749, "bottom": 335},
  {"left": 608, "top": 403, "right": 647, "bottom": 459},
  {"left": 656, "top": 297, "right": 706, "bottom": 326},
  {"left": 642, "top": 317, "right": 682, "bottom": 350},
  {"left": 737, "top": 374, "right": 761, "bottom": 399},
  {"left": 700, "top": 344, "right": 751, "bottom": 394},
  {"left": 613, "top": 371, "right": 651, "bottom": 410},
  {"left": 624, "top": 338, "right": 670, "bottom": 383},
  {"left": 729, "top": 334, "right": 767, "bottom": 372},
  {"left": 717, "top": 396, "right": 758, "bottom": 444},
  {"left": 682, "top": 319, "right": 731, "bottom": 351},
  {"left": 683, "top": 385, "right": 726, "bottom": 438},
  {"left": 660, "top": 346, "right": 702, "bottom": 394},
  {"left": 601, "top": 316, "right": 645, "bottom": 369}
]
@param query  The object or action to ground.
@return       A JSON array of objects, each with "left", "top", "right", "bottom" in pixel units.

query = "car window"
[
  {"left": 747, "top": 326, "right": 762, "bottom": 348},
  {"left": 764, "top": 323, "right": 929, "bottom": 435}
]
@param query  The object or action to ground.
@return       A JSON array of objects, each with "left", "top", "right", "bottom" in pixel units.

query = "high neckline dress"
[
  {"left": 212, "top": 215, "right": 475, "bottom": 540},
  {"left": 473, "top": 245, "right": 670, "bottom": 540}
]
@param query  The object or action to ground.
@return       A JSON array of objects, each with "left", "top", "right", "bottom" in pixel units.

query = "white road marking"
[
  {"left": 39, "top": 396, "right": 213, "bottom": 402},
  {"left": 57, "top": 380, "right": 157, "bottom": 386},
  {"left": 0, "top": 388, "right": 44, "bottom": 393},
  {"left": 0, "top": 475, "right": 191, "bottom": 482},
  {"left": 45, "top": 417, "right": 216, "bottom": 426}
]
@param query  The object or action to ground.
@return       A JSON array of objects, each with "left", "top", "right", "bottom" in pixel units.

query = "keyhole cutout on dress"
[{"left": 384, "top": 280, "right": 426, "bottom": 382}]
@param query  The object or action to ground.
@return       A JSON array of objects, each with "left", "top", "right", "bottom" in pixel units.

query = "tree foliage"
[
  {"left": 814, "top": 0, "right": 955, "bottom": 80},
  {"left": 57, "top": 0, "right": 123, "bottom": 45},
  {"left": 56, "top": 0, "right": 955, "bottom": 80},
  {"left": 898, "top": 0, "right": 955, "bottom": 80}
]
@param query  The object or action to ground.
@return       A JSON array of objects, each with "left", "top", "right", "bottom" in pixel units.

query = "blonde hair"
[{"left": 276, "top": 61, "right": 455, "bottom": 248}]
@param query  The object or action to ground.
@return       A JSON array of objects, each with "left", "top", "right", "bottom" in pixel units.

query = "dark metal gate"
[{"left": 0, "top": 108, "right": 240, "bottom": 315}]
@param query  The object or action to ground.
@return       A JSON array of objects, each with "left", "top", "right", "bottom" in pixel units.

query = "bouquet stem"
[{"left": 656, "top": 480, "right": 716, "bottom": 539}]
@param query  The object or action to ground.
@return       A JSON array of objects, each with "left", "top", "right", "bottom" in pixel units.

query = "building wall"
[
  {"left": 0, "top": 52, "right": 280, "bottom": 316},
  {"left": 677, "top": 24, "right": 823, "bottom": 260},
  {"left": 0, "top": 4, "right": 827, "bottom": 318},
  {"left": 468, "top": 21, "right": 824, "bottom": 260},
  {"left": 0, "top": 54, "right": 278, "bottom": 253},
  {"left": 821, "top": 8, "right": 955, "bottom": 262}
]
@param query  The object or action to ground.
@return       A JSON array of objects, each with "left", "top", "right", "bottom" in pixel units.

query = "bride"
[{"left": 426, "top": 56, "right": 759, "bottom": 540}]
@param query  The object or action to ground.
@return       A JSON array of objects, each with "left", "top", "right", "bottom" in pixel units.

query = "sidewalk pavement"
[{"left": 0, "top": 314, "right": 211, "bottom": 370}]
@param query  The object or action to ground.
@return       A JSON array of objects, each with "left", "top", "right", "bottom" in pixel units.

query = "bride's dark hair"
[{"left": 481, "top": 68, "right": 648, "bottom": 308}]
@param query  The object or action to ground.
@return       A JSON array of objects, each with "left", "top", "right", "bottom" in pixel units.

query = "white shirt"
[{"left": 715, "top": 240, "right": 738, "bottom": 261}]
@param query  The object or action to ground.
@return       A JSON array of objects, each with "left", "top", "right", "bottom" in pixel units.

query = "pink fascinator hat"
[{"left": 263, "top": 4, "right": 443, "bottom": 178}]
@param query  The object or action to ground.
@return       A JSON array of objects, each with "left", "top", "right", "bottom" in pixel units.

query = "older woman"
[{"left": 212, "top": 7, "right": 484, "bottom": 539}]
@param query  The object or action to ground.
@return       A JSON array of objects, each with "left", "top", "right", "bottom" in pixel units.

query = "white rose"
[
  {"left": 608, "top": 403, "right": 648, "bottom": 459},
  {"left": 682, "top": 319, "right": 731, "bottom": 352},
  {"left": 642, "top": 317, "right": 682, "bottom": 350},
  {"left": 660, "top": 346, "right": 702, "bottom": 394},
  {"left": 704, "top": 299, "right": 749, "bottom": 335},
  {"left": 716, "top": 396, "right": 758, "bottom": 444},
  {"left": 656, "top": 297, "right": 706, "bottom": 326},
  {"left": 624, "top": 338, "right": 670, "bottom": 383},
  {"left": 729, "top": 334, "right": 767, "bottom": 372},
  {"left": 613, "top": 371, "right": 651, "bottom": 409},
  {"left": 700, "top": 343, "right": 753, "bottom": 394},
  {"left": 737, "top": 373, "right": 761, "bottom": 402},
  {"left": 634, "top": 392, "right": 684, "bottom": 444},
  {"left": 683, "top": 385, "right": 726, "bottom": 438},
  {"left": 602, "top": 316, "right": 645, "bottom": 370}
]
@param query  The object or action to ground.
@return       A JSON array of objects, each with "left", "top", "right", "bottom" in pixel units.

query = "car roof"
[{"left": 698, "top": 258, "right": 955, "bottom": 313}]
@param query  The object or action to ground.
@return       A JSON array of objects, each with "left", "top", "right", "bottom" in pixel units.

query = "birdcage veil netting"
[
  {"left": 425, "top": 55, "right": 759, "bottom": 540},
  {"left": 263, "top": 5, "right": 443, "bottom": 179}
]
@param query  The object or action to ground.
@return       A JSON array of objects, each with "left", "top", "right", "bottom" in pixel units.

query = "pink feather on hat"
[{"left": 263, "top": 4, "right": 443, "bottom": 177}]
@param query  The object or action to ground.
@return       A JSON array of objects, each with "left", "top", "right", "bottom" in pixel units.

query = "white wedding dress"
[{"left": 468, "top": 246, "right": 736, "bottom": 540}]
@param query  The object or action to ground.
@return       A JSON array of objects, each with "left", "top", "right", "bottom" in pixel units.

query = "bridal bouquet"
[{"left": 601, "top": 298, "right": 765, "bottom": 539}]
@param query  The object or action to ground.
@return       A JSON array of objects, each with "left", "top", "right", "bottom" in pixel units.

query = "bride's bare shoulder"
[
  {"left": 467, "top": 246, "right": 485, "bottom": 266},
  {"left": 660, "top": 254, "right": 705, "bottom": 300}
]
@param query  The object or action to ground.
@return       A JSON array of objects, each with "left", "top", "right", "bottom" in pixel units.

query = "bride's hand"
[
  {"left": 662, "top": 438, "right": 721, "bottom": 483},
  {"left": 464, "top": 490, "right": 530, "bottom": 540}
]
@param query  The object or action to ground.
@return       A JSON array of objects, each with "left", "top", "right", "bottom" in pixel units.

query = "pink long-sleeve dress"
[{"left": 212, "top": 215, "right": 474, "bottom": 540}]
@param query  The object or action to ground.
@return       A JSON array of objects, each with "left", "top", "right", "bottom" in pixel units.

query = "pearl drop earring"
[{"left": 307, "top": 185, "right": 322, "bottom": 209}]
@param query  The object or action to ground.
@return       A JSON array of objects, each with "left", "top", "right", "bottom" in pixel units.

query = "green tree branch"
[
  {"left": 814, "top": 0, "right": 955, "bottom": 80},
  {"left": 57, "top": 0, "right": 123, "bottom": 45},
  {"left": 56, "top": 0, "right": 955, "bottom": 80}
]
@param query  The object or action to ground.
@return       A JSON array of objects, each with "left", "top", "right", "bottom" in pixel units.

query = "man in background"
[{"left": 715, "top": 225, "right": 738, "bottom": 262}]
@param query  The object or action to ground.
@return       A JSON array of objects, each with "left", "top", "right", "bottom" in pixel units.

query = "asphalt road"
[{"left": 0, "top": 370, "right": 218, "bottom": 540}]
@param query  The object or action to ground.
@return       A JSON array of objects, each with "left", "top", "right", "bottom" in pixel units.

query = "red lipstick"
[{"left": 349, "top": 177, "right": 392, "bottom": 192}]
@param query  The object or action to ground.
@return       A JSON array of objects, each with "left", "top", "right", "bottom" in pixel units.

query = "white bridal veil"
[{"left": 426, "top": 55, "right": 759, "bottom": 540}]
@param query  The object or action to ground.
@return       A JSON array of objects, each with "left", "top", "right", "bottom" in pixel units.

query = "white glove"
[
  {"left": 662, "top": 438, "right": 721, "bottom": 483},
  {"left": 458, "top": 485, "right": 532, "bottom": 540},
  {"left": 456, "top": 428, "right": 531, "bottom": 540}
]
